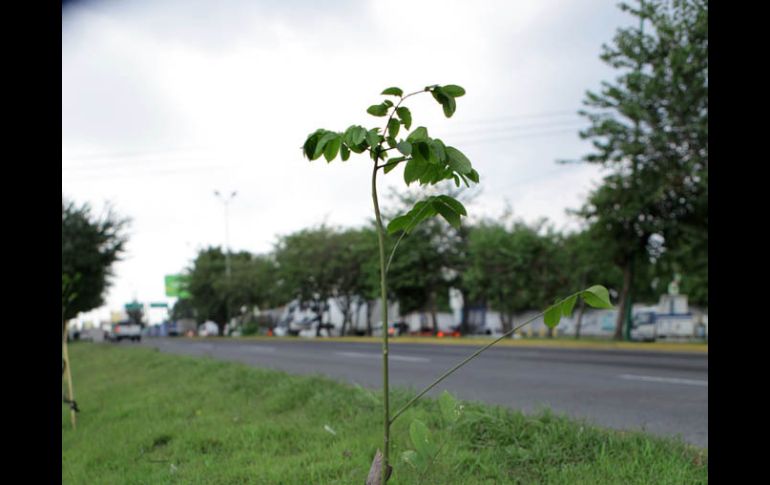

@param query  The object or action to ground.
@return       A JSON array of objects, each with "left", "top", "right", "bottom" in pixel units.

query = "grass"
[{"left": 62, "top": 343, "right": 707, "bottom": 484}]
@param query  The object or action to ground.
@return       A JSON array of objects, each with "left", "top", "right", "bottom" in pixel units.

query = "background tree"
[
  {"left": 125, "top": 301, "right": 146, "bottom": 327},
  {"left": 561, "top": 226, "right": 624, "bottom": 338},
  {"left": 187, "top": 247, "right": 229, "bottom": 335},
  {"left": 62, "top": 197, "right": 129, "bottom": 323},
  {"left": 464, "top": 219, "right": 556, "bottom": 335},
  {"left": 386, "top": 188, "right": 466, "bottom": 335},
  {"left": 274, "top": 226, "right": 339, "bottom": 336},
  {"left": 171, "top": 297, "right": 196, "bottom": 320},
  {"left": 328, "top": 227, "right": 379, "bottom": 336},
  {"left": 573, "top": 0, "right": 708, "bottom": 338}
]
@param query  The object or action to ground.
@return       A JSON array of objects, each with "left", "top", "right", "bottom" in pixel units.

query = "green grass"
[{"left": 62, "top": 343, "right": 707, "bottom": 484}]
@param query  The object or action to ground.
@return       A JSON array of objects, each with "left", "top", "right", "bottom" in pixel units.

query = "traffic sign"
[{"left": 165, "top": 274, "right": 191, "bottom": 298}]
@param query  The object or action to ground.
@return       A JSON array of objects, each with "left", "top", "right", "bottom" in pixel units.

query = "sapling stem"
[
  {"left": 389, "top": 293, "right": 579, "bottom": 425},
  {"left": 371, "top": 160, "right": 390, "bottom": 482},
  {"left": 62, "top": 320, "right": 77, "bottom": 430}
]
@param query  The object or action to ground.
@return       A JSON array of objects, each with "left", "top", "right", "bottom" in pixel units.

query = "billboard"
[{"left": 164, "top": 274, "right": 191, "bottom": 298}]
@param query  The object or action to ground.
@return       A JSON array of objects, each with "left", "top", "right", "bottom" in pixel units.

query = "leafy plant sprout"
[{"left": 303, "top": 85, "right": 613, "bottom": 483}]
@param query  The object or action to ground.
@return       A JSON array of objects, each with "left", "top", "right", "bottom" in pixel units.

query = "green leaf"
[
  {"left": 340, "top": 143, "right": 350, "bottom": 161},
  {"left": 397, "top": 140, "right": 412, "bottom": 156},
  {"left": 446, "top": 146, "right": 472, "bottom": 174},
  {"left": 432, "top": 198, "right": 461, "bottom": 228},
  {"left": 323, "top": 135, "right": 341, "bottom": 162},
  {"left": 430, "top": 139, "right": 446, "bottom": 163},
  {"left": 442, "top": 95, "right": 457, "bottom": 118},
  {"left": 409, "top": 419, "right": 437, "bottom": 459},
  {"left": 382, "top": 87, "right": 403, "bottom": 97},
  {"left": 396, "top": 107, "right": 412, "bottom": 130},
  {"left": 407, "top": 126, "right": 429, "bottom": 143},
  {"left": 367, "top": 104, "right": 388, "bottom": 117},
  {"left": 439, "top": 391, "right": 461, "bottom": 424},
  {"left": 581, "top": 285, "right": 613, "bottom": 309},
  {"left": 431, "top": 87, "right": 456, "bottom": 118},
  {"left": 401, "top": 450, "right": 421, "bottom": 469},
  {"left": 303, "top": 131, "right": 321, "bottom": 160},
  {"left": 314, "top": 132, "right": 337, "bottom": 159},
  {"left": 383, "top": 156, "right": 405, "bottom": 174},
  {"left": 387, "top": 199, "right": 437, "bottom": 235},
  {"left": 467, "top": 168, "right": 480, "bottom": 183},
  {"left": 365, "top": 129, "right": 381, "bottom": 148},
  {"left": 412, "top": 141, "right": 433, "bottom": 165},
  {"left": 453, "top": 174, "right": 461, "bottom": 187},
  {"left": 388, "top": 118, "right": 400, "bottom": 139},
  {"left": 403, "top": 159, "right": 428, "bottom": 185},
  {"left": 561, "top": 295, "right": 578, "bottom": 317},
  {"left": 442, "top": 84, "right": 466, "bottom": 97},
  {"left": 435, "top": 195, "right": 467, "bottom": 215},
  {"left": 544, "top": 303, "right": 562, "bottom": 328},
  {"left": 344, "top": 125, "right": 367, "bottom": 146},
  {"left": 386, "top": 136, "right": 398, "bottom": 149}
]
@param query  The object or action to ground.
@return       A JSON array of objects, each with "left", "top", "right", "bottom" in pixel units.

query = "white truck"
[
  {"left": 108, "top": 320, "right": 142, "bottom": 342},
  {"left": 630, "top": 294, "right": 706, "bottom": 342}
]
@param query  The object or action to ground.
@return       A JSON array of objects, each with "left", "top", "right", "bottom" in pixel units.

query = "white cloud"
[{"left": 62, "top": 0, "right": 630, "bottom": 323}]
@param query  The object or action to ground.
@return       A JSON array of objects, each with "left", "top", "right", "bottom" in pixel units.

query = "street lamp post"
[{"left": 214, "top": 190, "right": 237, "bottom": 334}]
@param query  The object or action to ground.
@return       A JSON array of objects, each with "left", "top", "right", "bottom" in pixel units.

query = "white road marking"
[
  {"left": 335, "top": 351, "right": 430, "bottom": 363},
  {"left": 618, "top": 374, "right": 708, "bottom": 387}
]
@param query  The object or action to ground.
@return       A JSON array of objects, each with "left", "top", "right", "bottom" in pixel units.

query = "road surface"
[{"left": 139, "top": 338, "right": 708, "bottom": 447}]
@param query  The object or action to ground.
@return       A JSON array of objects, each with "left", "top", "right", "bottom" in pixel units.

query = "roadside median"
[{"left": 219, "top": 335, "right": 708, "bottom": 354}]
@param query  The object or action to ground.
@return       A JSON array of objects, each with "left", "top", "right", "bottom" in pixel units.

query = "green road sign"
[
  {"left": 125, "top": 302, "right": 143, "bottom": 311},
  {"left": 165, "top": 274, "right": 191, "bottom": 298},
  {"left": 150, "top": 302, "right": 168, "bottom": 308}
]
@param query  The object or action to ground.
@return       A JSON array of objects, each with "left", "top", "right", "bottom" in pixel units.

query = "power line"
[
  {"left": 444, "top": 118, "right": 586, "bottom": 139},
  {"left": 454, "top": 128, "right": 584, "bottom": 146}
]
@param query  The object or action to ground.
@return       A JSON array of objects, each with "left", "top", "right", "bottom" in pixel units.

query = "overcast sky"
[{"left": 62, "top": 0, "right": 632, "bottom": 325}]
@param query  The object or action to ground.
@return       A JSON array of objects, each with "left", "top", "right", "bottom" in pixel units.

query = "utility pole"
[{"left": 214, "top": 190, "right": 237, "bottom": 334}]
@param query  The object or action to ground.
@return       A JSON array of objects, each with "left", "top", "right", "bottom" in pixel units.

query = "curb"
[{"left": 207, "top": 335, "right": 708, "bottom": 354}]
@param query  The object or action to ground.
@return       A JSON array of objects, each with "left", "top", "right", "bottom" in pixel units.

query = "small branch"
[{"left": 389, "top": 293, "right": 578, "bottom": 425}]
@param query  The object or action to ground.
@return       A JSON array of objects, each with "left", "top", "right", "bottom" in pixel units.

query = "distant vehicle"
[
  {"left": 630, "top": 294, "right": 704, "bottom": 342},
  {"left": 108, "top": 321, "right": 142, "bottom": 342},
  {"left": 198, "top": 321, "right": 219, "bottom": 337}
]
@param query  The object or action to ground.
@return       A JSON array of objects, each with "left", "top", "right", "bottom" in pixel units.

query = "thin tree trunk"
[
  {"left": 429, "top": 291, "right": 438, "bottom": 335},
  {"left": 460, "top": 289, "right": 470, "bottom": 335},
  {"left": 366, "top": 299, "right": 374, "bottom": 336},
  {"left": 615, "top": 260, "right": 633, "bottom": 341},
  {"left": 574, "top": 299, "right": 586, "bottom": 339},
  {"left": 501, "top": 313, "right": 513, "bottom": 335}
]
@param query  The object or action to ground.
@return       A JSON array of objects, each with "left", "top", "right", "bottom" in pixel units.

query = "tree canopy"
[{"left": 61, "top": 197, "right": 129, "bottom": 322}]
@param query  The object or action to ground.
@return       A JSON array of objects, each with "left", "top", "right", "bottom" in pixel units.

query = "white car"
[
  {"left": 108, "top": 321, "right": 142, "bottom": 342},
  {"left": 198, "top": 321, "right": 219, "bottom": 337}
]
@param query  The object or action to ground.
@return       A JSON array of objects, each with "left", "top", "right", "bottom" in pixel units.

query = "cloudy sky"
[{"left": 62, "top": 0, "right": 632, "bottom": 325}]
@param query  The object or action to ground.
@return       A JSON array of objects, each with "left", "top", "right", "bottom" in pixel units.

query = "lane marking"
[
  {"left": 618, "top": 374, "right": 708, "bottom": 387},
  {"left": 335, "top": 351, "right": 430, "bottom": 363}
]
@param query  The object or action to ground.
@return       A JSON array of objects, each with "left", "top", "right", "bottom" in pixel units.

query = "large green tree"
[
  {"left": 576, "top": 0, "right": 708, "bottom": 338},
  {"left": 464, "top": 219, "right": 562, "bottom": 335},
  {"left": 274, "top": 226, "right": 341, "bottom": 336},
  {"left": 61, "top": 197, "right": 129, "bottom": 328}
]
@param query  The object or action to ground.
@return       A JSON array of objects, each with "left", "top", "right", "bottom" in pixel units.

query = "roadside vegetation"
[{"left": 63, "top": 344, "right": 707, "bottom": 484}]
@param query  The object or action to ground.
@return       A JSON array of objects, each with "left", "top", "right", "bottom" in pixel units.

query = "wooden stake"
[{"left": 62, "top": 321, "right": 77, "bottom": 430}]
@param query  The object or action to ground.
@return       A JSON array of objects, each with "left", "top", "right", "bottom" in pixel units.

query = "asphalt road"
[{"left": 139, "top": 338, "right": 708, "bottom": 448}]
